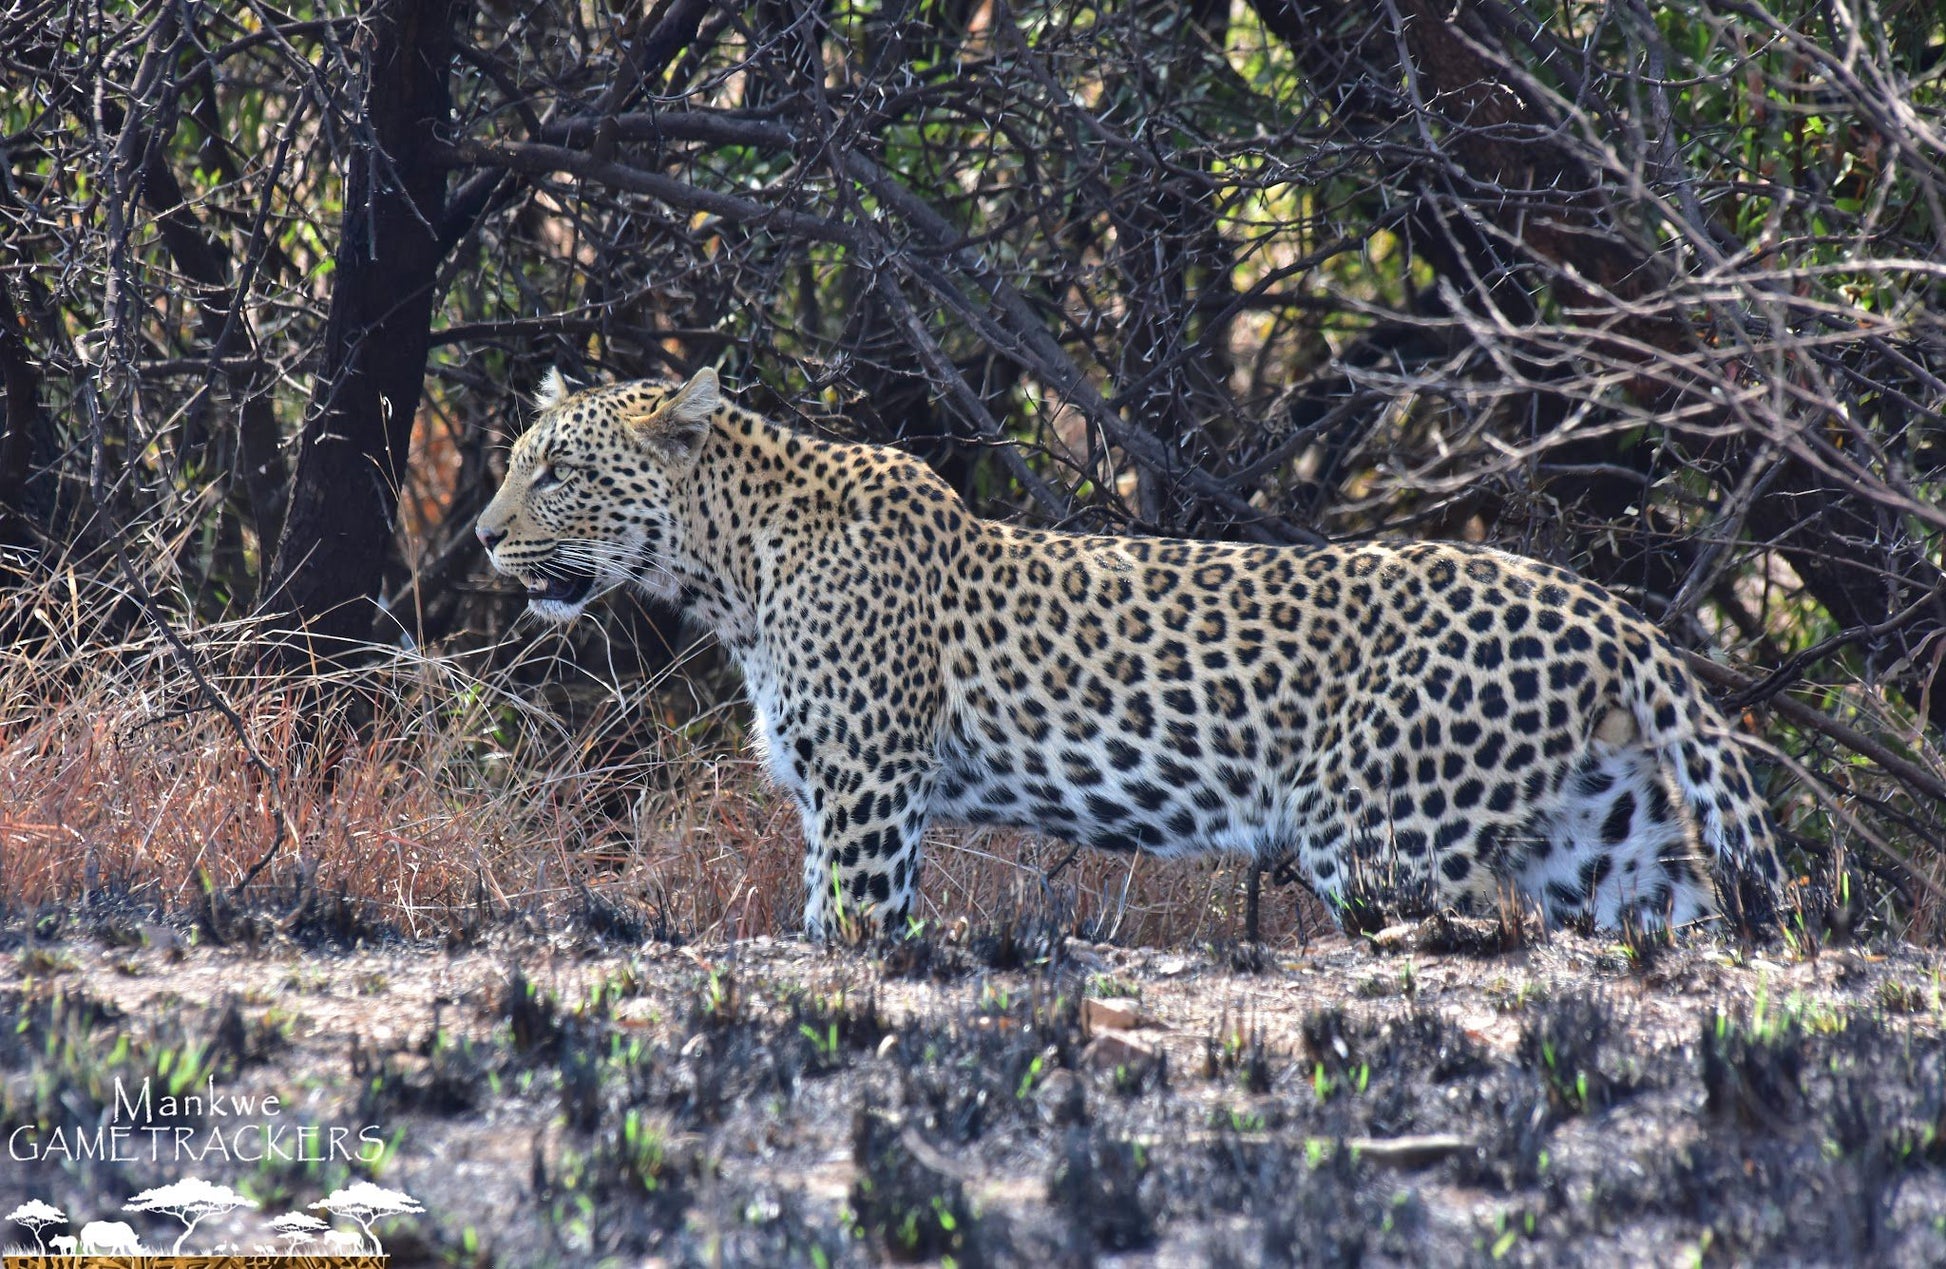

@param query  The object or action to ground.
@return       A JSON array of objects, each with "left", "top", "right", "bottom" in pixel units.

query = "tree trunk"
[
  {"left": 0, "top": 283, "right": 53, "bottom": 551},
  {"left": 264, "top": 0, "right": 468, "bottom": 655}
]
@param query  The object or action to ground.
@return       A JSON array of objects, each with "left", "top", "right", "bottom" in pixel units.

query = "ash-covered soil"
[{"left": 3, "top": 913, "right": 1943, "bottom": 1267}]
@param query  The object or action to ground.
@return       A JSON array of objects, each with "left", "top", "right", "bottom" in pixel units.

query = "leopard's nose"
[{"left": 476, "top": 524, "right": 506, "bottom": 551}]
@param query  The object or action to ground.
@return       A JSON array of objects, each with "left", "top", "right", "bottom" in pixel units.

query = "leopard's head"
[{"left": 475, "top": 368, "right": 718, "bottom": 623}]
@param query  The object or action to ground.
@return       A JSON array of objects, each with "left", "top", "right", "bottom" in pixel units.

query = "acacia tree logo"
[
  {"left": 4, "top": 1201, "right": 66, "bottom": 1252},
  {"left": 124, "top": 1179, "right": 259, "bottom": 1254},
  {"left": 270, "top": 1212, "right": 330, "bottom": 1254},
  {"left": 310, "top": 1182, "right": 424, "bottom": 1255}
]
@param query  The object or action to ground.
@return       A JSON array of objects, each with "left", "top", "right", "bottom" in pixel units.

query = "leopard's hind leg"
[{"left": 1515, "top": 739, "right": 1713, "bottom": 930}]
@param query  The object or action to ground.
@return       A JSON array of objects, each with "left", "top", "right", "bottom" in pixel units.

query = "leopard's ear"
[
  {"left": 534, "top": 366, "right": 573, "bottom": 412},
  {"left": 640, "top": 367, "right": 719, "bottom": 461}
]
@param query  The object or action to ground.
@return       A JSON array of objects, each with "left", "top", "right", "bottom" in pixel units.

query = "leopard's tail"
[{"left": 1622, "top": 639, "right": 1784, "bottom": 926}]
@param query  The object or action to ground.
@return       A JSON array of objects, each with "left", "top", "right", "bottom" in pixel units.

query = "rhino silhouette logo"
[{"left": 78, "top": 1220, "right": 142, "bottom": 1254}]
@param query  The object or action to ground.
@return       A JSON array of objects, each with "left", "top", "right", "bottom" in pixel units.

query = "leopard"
[{"left": 475, "top": 367, "right": 1783, "bottom": 940}]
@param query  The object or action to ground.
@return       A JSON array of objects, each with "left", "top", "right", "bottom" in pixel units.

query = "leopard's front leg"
[{"left": 795, "top": 751, "right": 938, "bottom": 939}]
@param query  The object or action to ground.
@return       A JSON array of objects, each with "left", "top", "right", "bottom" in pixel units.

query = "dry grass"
[
  {"left": 0, "top": 566, "right": 1314, "bottom": 948},
  {"left": 0, "top": 581, "right": 542, "bottom": 937},
  {"left": 8, "top": 558, "right": 1942, "bottom": 952}
]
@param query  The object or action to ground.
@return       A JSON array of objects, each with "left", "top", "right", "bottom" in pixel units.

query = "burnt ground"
[{"left": 2, "top": 911, "right": 1944, "bottom": 1267}]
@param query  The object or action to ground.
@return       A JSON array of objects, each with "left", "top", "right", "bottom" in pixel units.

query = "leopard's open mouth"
[{"left": 525, "top": 573, "right": 595, "bottom": 606}]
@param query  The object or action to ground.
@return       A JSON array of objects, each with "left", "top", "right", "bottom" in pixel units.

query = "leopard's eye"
[{"left": 531, "top": 462, "right": 565, "bottom": 491}]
